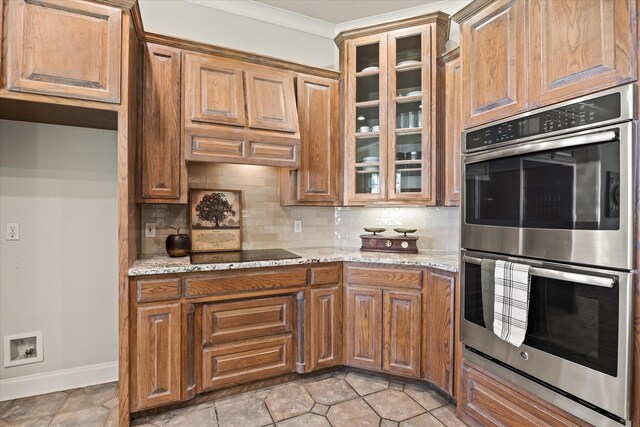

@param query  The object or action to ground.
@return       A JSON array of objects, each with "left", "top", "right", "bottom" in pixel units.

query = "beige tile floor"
[{"left": 0, "top": 370, "right": 468, "bottom": 427}]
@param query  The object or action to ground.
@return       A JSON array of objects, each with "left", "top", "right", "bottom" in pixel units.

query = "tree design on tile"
[{"left": 195, "top": 193, "right": 237, "bottom": 229}]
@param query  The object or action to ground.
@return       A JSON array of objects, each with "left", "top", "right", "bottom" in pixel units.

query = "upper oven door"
[
  {"left": 462, "top": 121, "right": 634, "bottom": 270},
  {"left": 460, "top": 250, "right": 634, "bottom": 420}
]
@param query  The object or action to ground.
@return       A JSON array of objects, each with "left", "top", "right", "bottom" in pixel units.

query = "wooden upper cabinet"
[
  {"left": 141, "top": 44, "right": 185, "bottom": 202},
  {"left": 183, "top": 53, "right": 301, "bottom": 168},
  {"left": 5, "top": 0, "right": 121, "bottom": 103},
  {"left": 443, "top": 51, "right": 461, "bottom": 206},
  {"left": 528, "top": 0, "right": 637, "bottom": 108},
  {"left": 345, "top": 286, "right": 382, "bottom": 370},
  {"left": 294, "top": 74, "right": 339, "bottom": 204},
  {"left": 184, "top": 53, "right": 246, "bottom": 127},
  {"left": 383, "top": 289, "right": 421, "bottom": 377},
  {"left": 338, "top": 14, "right": 448, "bottom": 206},
  {"left": 245, "top": 68, "right": 298, "bottom": 133},
  {"left": 135, "top": 303, "right": 181, "bottom": 410},
  {"left": 461, "top": 0, "right": 526, "bottom": 128}
]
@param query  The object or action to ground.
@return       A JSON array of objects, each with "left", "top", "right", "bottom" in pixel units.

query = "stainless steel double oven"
[{"left": 460, "top": 84, "right": 636, "bottom": 426}]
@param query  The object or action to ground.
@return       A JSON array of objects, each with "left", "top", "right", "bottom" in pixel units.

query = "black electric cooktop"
[{"left": 189, "top": 249, "right": 301, "bottom": 264}]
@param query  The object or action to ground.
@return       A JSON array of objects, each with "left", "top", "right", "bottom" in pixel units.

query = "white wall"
[
  {"left": 139, "top": 0, "right": 338, "bottom": 69},
  {"left": 0, "top": 120, "right": 118, "bottom": 399},
  {"left": 138, "top": 0, "right": 472, "bottom": 70}
]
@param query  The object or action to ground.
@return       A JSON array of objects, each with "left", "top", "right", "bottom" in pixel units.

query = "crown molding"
[
  {"left": 142, "top": 32, "right": 340, "bottom": 79},
  {"left": 334, "top": 11, "right": 450, "bottom": 46},
  {"left": 450, "top": 0, "right": 494, "bottom": 24},
  {"left": 441, "top": 45, "right": 460, "bottom": 63},
  {"left": 183, "top": 0, "right": 336, "bottom": 39}
]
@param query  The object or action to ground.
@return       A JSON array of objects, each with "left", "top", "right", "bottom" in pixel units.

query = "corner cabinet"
[
  {"left": 183, "top": 52, "right": 301, "bottom": 168},
  {"left": 337, "top": 14, "right": 449, "bottom": 205},
  {"left": 455, "top": 0, "right": 637, "bottom": 129},
  {"left": 5, "top": 0, "right": 122, "bottom": 103},
  {"left": 344, "top": 265, "right": 423, "bottom": 378}
]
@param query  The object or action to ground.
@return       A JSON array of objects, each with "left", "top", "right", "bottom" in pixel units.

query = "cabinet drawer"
[
  {"left": 202, "top": 296, "right": 293, "bottom": 345},
  {"left": 461, "top": 363, "right": 589, "bottom": 427},
  {"left": 201, "top": 334, "right": 293, "bottom": 390},
  {"left": 136, "top": 278, "right": 181, "bottom": 303},
  {"left": 185, "top": 268, "right": 307, "bottom": 298},
  {"left": 310, "top": 264, "right": 340, "bottom": 285},
  {"left": 346, "top": 266, "right": 421, "bottom": 289}
]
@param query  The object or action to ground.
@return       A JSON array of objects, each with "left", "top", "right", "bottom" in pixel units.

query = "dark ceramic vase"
[{"left": 166, "top": 234, "right": 190, "bottom": 257}]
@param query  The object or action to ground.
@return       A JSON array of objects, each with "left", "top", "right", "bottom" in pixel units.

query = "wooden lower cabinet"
[
  {"left": 383, "top": 289, "right": 421, "bottom": 377},
  {"left": 130, "top": 263, "right": 457, "bottom": 418},
  {"left": 424, "top": 270, "right": 454, "bottom": 394},
  {"left": 345, "top": 265, "right": 424, "bottom": 378},
  {"left": 345, "top": 286, "right": 383, "bottom": 370},
  {"left": 309, "top": 285, "right": 342, "bottom": 370},
  {"left": 201, "top": 334, "right": 293, "bottom": 391},
  {"left": 460, "top": 363, "right": 590, "bottom": 427},
  {"left": 134, "top": 303, "right": 182, "bottom": 410}
]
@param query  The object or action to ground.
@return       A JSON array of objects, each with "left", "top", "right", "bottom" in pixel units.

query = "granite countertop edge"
[{"left": 128, "top": 247, "right": 460, "bottom": 276}]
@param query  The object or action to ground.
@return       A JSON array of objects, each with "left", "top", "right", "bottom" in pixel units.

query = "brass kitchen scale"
[{"left": 360, "top": 228, "right": 418, "bottom": 254}]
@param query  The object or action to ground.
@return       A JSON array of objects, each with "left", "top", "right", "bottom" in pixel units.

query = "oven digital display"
[{"left": 466, "top": 92, "right": 621, "bottom": 151}]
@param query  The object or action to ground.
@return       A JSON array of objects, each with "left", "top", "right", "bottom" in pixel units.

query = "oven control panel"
[{"left": 466, "top": 92, "right": 622, "bottom": 151}]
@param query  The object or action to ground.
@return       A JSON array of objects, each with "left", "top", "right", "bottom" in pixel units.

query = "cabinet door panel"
[
  {"left": 310, "top": 286, "right": 341, "bottom": 370},
  {"left": 461, "top": 0, "right": 526, "bottom": 128},
  {"left": 425, "top": 270, "right": 454, "bottom": 394},
  {"left": 383, "top": 289, "right": 421, "bottom": 377},
  {"left": 443, "top": 55, "right": 461, "bottom": 206},
  {"left": 141, "top": 44, "right": 184, "bottom": 201},
  {"left": 185, "top": 53, "right": 246, "bottom": 127},
  {"left": 201, "top": 335, "right": 293, "bottom": 390},
  {"left": 346, "top": 287, "right": 382, "bottom": 370},
  {"left": 529, "top": 0, "right": 637, "bottom": 107},
  {"left": 245, "top": 69, "right": 298, "bottom": 133},
  {"left": 135, "top": 303, "right": 181, "bottom": 410},
  {"left": 344, "top": 34, "right": 389, "bottom": 204},
  {"left": 6, "top": 0, "right": 121, "bottom": 102},
  {"left": 296, "top": 74, "right": 339, "bottom": 203}
]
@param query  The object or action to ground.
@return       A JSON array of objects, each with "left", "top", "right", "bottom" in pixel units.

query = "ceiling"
[
  {"left": 184, "top": 0, "right": 462, "bottom": 38},
  {"left": 250, "top": 0, "right": 443, "bottom": 24}
]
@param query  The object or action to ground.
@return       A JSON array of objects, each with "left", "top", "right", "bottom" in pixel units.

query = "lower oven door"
[{"left": 460, "top": 250, "right": 633, "bottom": 421}]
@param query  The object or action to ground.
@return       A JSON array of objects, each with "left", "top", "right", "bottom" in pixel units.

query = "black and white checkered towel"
[{"left": 493, "top": 260, "right": 531, "bottom": 347}]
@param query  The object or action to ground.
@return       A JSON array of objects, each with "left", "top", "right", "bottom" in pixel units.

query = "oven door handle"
[
  {"left": 464, "top": 130, "right": 618, "bottom": 164},
  {"left": 463, "top": 256, "right": 616, "bottom": 288}
]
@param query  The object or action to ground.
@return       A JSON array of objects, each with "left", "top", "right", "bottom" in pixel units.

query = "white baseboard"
[{"left": 0, "top": 361, "right": 118, "bottom": 401}]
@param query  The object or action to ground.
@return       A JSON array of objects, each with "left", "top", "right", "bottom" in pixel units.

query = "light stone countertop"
[{"left": 128, "top": 247, "right": 459, "bottom": 276}]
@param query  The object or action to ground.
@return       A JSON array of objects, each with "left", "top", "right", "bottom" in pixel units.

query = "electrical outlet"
[
  {"left": 294, "top": 220, "right": 302, "bottom": 233},
  {"left": 6, "top": 223, "right": 19, "bottom": 240},
  {"left": 145, "top": 223, "right": 156, "bottom": 238}
]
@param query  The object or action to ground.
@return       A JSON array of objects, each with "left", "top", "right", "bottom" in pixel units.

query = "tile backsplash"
[{"left": 141, "top": 163, "right": 459, "bottom": 255}]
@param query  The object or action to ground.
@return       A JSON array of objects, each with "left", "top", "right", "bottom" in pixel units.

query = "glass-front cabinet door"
[
  {"left": 343, "top": 23, "right": 437, "bottom": 205},
  {"left": 346, "top": 34, "right": 388, "bottom": 203},
  {"left": 387, "top": 26, "right": 432, "bottom": 202}
]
